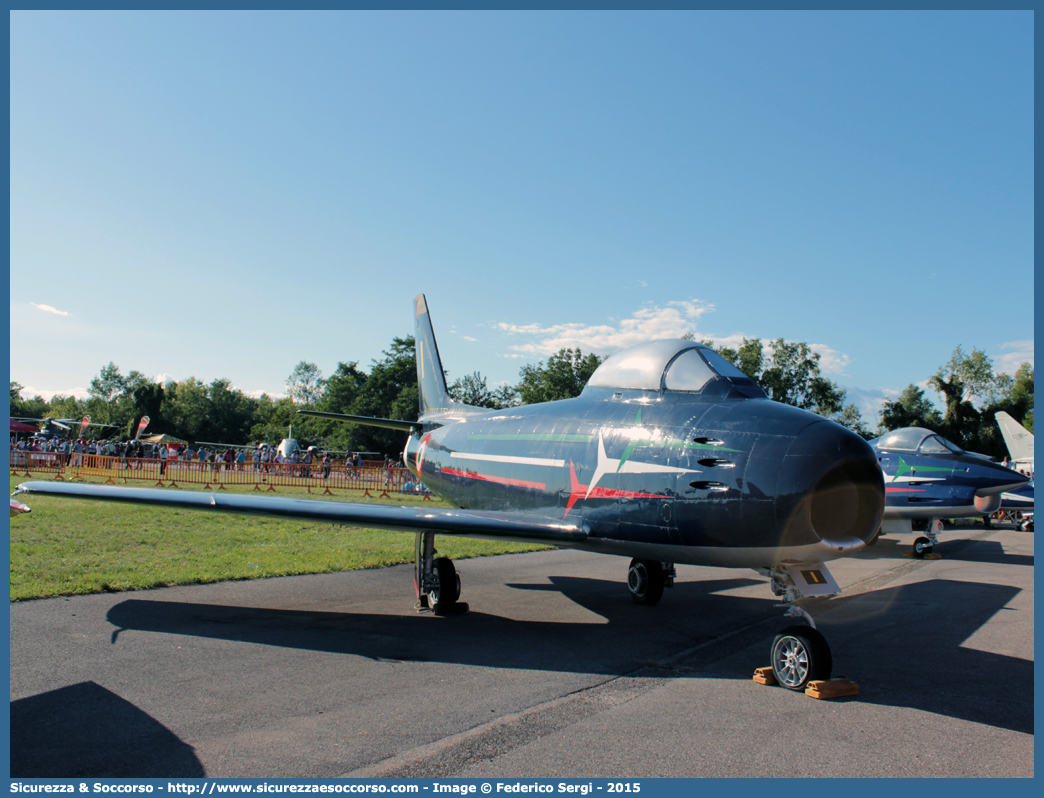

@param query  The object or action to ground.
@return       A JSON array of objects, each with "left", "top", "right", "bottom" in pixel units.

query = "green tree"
[
  {"left": 450, "top": 372, "right": 505, "bottom": 408},
  {"left": 712, "top": 338, "right": 868, "bottom": 436},
  {"left": 878, "top": 384, "right": 943, "bottom": 433},
  {"left": 10, "top": 382, "right": 48, "bottom": 420},
  {"left": 285, "top": 361, "right": 326, "bottom": 406},
  {"left": 49, "top": 395, "right": 86, "bottom": 426},
  {"left": 250, "top": 395, "right": 298, "bottom": 448},
  {"left": 712, "top": 338, "right": 765, "bottom": 382},
  {"left": 131, "top": 382, "right": 166, "bottom": 437},
  {"left": 307, "top": 361, "right": 370, "bottom": 451},
  {"left": 89, "top": 362, "right": 127, "bottom": 403},
  {"left": 165, "top": 378, "right": 211, "bottom": 443},
  {"left": 85, "top": 362, "right": 142, "bottom": 433},
  {"left": 1008, "top": 363, "right": 1034, "bottom": 433},
  {"left": 340, "top": 336, "right": 420, "bottom": 456},
  {"left": 927, "top": 346, "right": 993, "bottom": 449},
  {"left": 759, "top": 340, "right": 845, "bottom": 416},
  {"left": 976, "top": 363, "right": 1034, "bottom": 457},
  {"left": 516, "top": 348, "right": 605, "bottom": 405}
]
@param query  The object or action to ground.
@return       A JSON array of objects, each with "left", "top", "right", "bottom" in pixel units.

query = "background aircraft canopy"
[
  {"left": 873, "top": 427, "right": 964, "bottom": 455},
  {"left": 584, "top": 339, "right": 765, "bottom": 397}
]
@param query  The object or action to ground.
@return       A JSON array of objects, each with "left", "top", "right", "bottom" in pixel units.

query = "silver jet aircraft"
[{"left": 16, "top": 295, "right": 885, "bottom": 690}]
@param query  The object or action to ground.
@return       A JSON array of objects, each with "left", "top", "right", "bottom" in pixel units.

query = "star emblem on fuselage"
[{"left": 565, "top": 431, "right": 700, "bottom": 517}]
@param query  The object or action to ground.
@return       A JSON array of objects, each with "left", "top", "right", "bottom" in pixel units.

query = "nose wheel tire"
[
  {"left": 428, "top": 557, "right": 461, "bottom": 615},
  {"left": 912, "top": 536, "right": 933, "bottom": 558},
  {"left": 770, "top": 625, "right": 832, "bottom": 691},
  {"left": 627, "top": 558, "right": 665, "bottom": 605}
]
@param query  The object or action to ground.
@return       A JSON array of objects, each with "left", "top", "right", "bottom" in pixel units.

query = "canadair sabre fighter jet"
[
  {"left": 870, "top": 427, "right": 1030, "bottom": 556},
  {"left": 16, "top": 295, "right": 885, "bottom": 690}
]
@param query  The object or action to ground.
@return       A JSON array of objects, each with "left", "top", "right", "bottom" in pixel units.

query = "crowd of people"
[
  {"left": 12, "top": 436, "right": 166, "bottom": 470},
  {"left": 10, "top": 435, "right": 426, "bottom": 492}
]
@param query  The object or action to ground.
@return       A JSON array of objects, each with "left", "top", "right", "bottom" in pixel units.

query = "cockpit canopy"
[
  {"left": 581, "top": 339, "right": 765, "bottom": 399},
  {"left": 871, "top": 427, "right": 964, "bottom": 456}
]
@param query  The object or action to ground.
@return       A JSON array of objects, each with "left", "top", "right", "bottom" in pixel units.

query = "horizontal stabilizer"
[
  {"left": 297, "top": 410, "right": 421, "bottom": 432},
  {"left": 14, "top": 481, "right": 588, "bottom": 546}
]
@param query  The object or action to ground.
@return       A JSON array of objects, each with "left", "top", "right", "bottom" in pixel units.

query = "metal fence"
[{"left": 9, "top": 452, "right": 432, "bottom": 498}]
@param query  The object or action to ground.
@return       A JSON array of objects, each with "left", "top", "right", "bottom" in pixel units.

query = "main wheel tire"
[
  {"left": 770, "top": 625, "right": 832, "bottom": 691},
  {"left": 428, "top": 557, "right": 460, "bottom": 614},
  {"left": 912, "top": 536, "right": 933, "bottom": 558},
  {"left": 627, "top": 559, "right": 665, "bottom": 605}
]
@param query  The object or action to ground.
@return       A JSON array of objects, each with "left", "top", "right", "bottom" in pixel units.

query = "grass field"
[{"left": 8, "top": 473, "right": 550, "bottom": 601}]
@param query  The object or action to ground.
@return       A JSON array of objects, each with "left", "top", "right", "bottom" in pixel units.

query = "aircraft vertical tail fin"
[
  {"left": 995, "top": 411, "right": 1034, "bottom": 464},
  {"left": 414, "top": 294, "right": 482, "bottom": 421}
]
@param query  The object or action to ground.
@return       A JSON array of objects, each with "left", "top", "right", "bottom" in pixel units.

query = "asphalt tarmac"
[{"left": 9, "top": 521, "right": 1033, "bottom": 778}]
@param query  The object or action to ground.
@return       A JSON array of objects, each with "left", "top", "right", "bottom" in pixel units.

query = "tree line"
[{"left": 11, "top": 335, "right": 1032, "bottom": 458}]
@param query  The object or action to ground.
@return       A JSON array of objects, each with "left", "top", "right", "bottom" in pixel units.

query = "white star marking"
[{"left": 585, "top": 431, "right": 700, "bottom": 499}]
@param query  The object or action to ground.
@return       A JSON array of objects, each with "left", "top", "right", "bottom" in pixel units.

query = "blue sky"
[{"left": 9, "top": 10, "right": 1034, "bottom": 426}]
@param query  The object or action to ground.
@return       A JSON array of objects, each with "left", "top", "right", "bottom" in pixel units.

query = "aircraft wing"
[
  {"left": 296, "top": 410, "right": 421, "bottom": 432},
  {"left": 13, "top": 481, "right": 587, "bottom": 546}
]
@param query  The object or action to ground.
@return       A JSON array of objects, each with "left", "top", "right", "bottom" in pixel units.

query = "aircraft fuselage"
[
  {"left": 875, "top": 445, "right": 1030, "bottom": 519},
  {"left": 407, "top": 387, "right": 884, "bottom": 569}
]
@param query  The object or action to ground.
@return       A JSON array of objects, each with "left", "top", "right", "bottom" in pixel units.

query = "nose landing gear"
[
  {"left": 911, "top": 519, "right": 943, "bottom": 558},
  {"left": 770, "top": 625, "right": 833, "bottom": 690},
  {"left": 757, "top": 562, "right": 840, "bottom": 691}
]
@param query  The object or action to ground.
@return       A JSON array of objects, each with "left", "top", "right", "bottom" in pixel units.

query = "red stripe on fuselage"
[
  {"left": 441, "top": 467, "right": 546, "bottom": 491},
  {"left": 565, "top": 460, "right": 663, "bottom": 517},
  {"left": 885, "top": 487, "right": 926, "bottom": 493}
]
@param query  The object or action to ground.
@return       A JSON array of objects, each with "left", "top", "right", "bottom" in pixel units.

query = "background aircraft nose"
[
  {"left": 970, "top": 460, "right": 1032, "bottom": 495},
  {"left": 776, "top": 421, "right": 885, "bottom": 551}
]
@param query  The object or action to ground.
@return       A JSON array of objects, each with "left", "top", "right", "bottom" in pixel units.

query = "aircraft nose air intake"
[{"left": 777, "top": 421, "right": 885, "bottom": 552}]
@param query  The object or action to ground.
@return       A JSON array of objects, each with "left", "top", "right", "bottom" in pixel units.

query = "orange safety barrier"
[{"left": 9, "top": 452, "right": 434, "bottom": 499}]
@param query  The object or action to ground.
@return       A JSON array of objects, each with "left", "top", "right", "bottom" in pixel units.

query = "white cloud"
[
  {"left": 18, "top": 385, "right": 90, "bottom": 401},
  {"left": 837, "top": 384, "right": 891, "bottom": 427},
  {"left": 463, "top": 336, "right": 477, "bottom": 342},
  {"left": 31, "top": 302, "right": 70, "bottom": 316},
  {"left": 499, "top": 300, "right": 716, "bottom": 357},
  {"left": 996, "top": 339, "right": 1034, "bottom": 375},
  {"left": 810, "top": 344, "right": 851, "bottom": 376},
  {"left": 698, "top": 332, "right": 748, "bottom": 350},
  {"left": 495, "top": 301, "right": 862, "bottom": 386},
  {"left": 243, "top": 388, "right": 285, "bottom": 399}
]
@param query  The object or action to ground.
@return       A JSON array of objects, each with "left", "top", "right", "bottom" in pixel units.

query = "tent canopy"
[
  {"left": 10, "top": 420, "right": 38, "bottom": 433},
  {"left": 142, "top": 433, "right": 188, "bottom": 445}
]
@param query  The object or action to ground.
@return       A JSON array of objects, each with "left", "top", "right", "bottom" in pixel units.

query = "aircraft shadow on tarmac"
[
  {"left": 10, "top": 681, "right": 205, "bottom": 778},
  {"left": 99, "top": 572, "right": 1031, "bottom": 735},
  {"left": 817, "top": 578, "right": 1032, "bottom": 735},
  {"left": 104, "top": 576, "right": 776, "bottom": 677},
  {"left": 857, "top": 533, "right": 1033, "bottom": 568},
  {"left": 939, "top": 538, "right": 1034, "bottom": 567}
]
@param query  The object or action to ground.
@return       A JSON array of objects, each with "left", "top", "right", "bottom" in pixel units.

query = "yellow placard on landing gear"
[{"left": 782, "top": 562, "right": 840, "bottom": 597}]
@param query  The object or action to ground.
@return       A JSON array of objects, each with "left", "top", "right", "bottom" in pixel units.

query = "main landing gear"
[
  {"left": 626, "top": 558, "right": 676, "bottom": 605},
  {"left": 415, "top": 531, "right": 467, "bottom": 615},
  {"left": 757, "top": 563, "right": 840, "bottom": 691}
]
